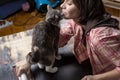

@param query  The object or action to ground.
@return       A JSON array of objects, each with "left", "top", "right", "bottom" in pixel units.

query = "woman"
[
  {"left": 15, "top": 0, "right": 120, "bottom": 80},
  {"left": 60, "top": 0, "right": 120, "bottom": 80}
]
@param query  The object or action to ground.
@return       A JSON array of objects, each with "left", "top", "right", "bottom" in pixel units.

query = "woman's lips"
[{"left": 61, "top": 11, "right": 65, "bottom": 16}]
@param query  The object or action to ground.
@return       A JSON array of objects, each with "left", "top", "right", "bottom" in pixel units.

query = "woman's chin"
[{"left": 62, "top": 16, "right": 71, "bottom": 19}]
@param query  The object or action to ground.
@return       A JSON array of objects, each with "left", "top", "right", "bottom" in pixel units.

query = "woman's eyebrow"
[{"left": 67, "top": 0, "right": 72, "bottom": 3}]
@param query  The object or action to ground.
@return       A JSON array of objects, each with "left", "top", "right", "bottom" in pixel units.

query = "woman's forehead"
[{"left": 62, "top": 0, "right": 73, "bottom": 2}]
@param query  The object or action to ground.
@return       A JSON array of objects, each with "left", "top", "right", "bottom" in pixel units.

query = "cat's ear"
[
  {"left": 47, "top": 5, "right": 53, "bottom": 11},
  {"left": 33, "top": 46, "right": 39, "bottom": 52},
  {"left": 26, "top": 52, "right": 32, "bottom": 64}
]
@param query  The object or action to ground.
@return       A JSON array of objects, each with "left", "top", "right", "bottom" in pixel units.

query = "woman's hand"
[
  {"left": 82, "top": 68, "right": 120, "bottom": 80},
  {"left": 81, "top": 75, "right": 98, "bottom": 80},
  {"left": 15, "top": 59, "right": 31, "bottom": 77}
]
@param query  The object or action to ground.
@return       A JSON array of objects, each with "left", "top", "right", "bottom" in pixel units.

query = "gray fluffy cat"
[{"left": 26, "top": 5, "right": 62, "bottom": 73}]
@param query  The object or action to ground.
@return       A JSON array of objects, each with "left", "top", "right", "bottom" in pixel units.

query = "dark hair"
[{"left": 73, "top": 0, "right": 106, "bottom": 24}]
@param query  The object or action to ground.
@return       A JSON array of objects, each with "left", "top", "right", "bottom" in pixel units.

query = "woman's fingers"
[
  {"left": 81, "top": 75, "right": 94, "bottom": 80},
  {"left": 16, "top": 66, "right": 25, "bottom": 76},
  {"left": 15, "top": 59, "right": 30, "bottom": 76},
  {"left": 81, "top": 76, "right": 87, "bottom": 80}
]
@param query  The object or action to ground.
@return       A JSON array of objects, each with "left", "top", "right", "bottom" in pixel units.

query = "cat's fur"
[{"left": 26, "top": 6, "right": 62, "bottom": 73}]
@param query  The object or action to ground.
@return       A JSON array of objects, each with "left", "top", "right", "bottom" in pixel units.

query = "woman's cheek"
[{"left": 61, "top": 12, "right": 69, "bottom": 18}]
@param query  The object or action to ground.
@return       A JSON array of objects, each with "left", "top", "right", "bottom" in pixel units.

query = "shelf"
[{"left": 103, "top": 0, "right": 120, "bottom": 10}]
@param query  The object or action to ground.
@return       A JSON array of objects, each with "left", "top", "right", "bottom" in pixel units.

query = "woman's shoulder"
[
  {"left": 89, "top": 26, "right": 120, "bottom": 44},
  {"left": 90, "top": 26, "right": 120, "bottom": 35}
]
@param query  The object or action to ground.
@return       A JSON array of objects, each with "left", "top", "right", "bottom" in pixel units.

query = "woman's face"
[{"left": 60, "top": 0, "right": 80, "bottom": 20}]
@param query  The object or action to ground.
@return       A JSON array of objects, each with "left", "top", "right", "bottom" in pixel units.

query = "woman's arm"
[
  {"left": 15, "top": 59, "right": 31, "bottom": 77},
  {"left": 82, "top": 27, "right": 120, "bottom": 80},
  {"left": 95, "top": 68, "right": 120, "bottom": 80},
  {"left": 82, "top": 68, "right": 120, "bottom": 80},
  {"left": 59, "top": 19, "right": 74, "bottom": 47}
]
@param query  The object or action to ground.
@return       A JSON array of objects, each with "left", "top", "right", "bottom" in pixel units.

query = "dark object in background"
[
  {"left": 38, "top": 4, "right": 48, "bottom": 13},
  {"left": 0, "top": 0, "right": 18, "bottom": 6},
  {"left": 0, "top": 0, "right": 26, "bottom": 19},
  {"left": 22, "top": 0, "right": 35, "bottom": 12},
  {"left": 35, "top": 0, "right": 61, "bottom": 13},
  {"left": 27, "top": 0, "right": 35, "bottom": 12}
]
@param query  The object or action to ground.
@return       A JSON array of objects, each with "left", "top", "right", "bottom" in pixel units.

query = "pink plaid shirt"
[{"left": 59, "top": 19, "right": 120, "bottom": 75}]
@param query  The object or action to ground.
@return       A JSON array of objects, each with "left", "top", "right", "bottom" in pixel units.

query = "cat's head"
[{"left": 45, "top": 5, "right": 62, "bottom": 25}]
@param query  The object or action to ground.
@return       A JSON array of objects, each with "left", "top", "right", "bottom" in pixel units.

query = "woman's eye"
[
  {"left": 67, "top": 2, "right": 72, "bottom": 5},
  {"left": 68, "top": 3, "right": 72, "bottom": 5}
]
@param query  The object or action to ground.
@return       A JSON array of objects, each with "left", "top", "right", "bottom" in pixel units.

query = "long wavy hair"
[{"left": 73, "top": 0, "right": 106, "bottom": 25}]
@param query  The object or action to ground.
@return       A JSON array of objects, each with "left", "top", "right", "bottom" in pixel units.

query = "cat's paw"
[
  {"left": 37, "top": 63, "right": 44, "bottom": 69},
  {"left": 45, "top": 67, "right": 58, "bottom": 73},
  {"left": 56, "top": 55, "right": 62, "bottom": 60}
]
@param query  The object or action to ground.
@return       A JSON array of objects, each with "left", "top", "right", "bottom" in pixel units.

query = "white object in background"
[
  {"left": 0, "top": 20, "right": 13, "bottom": 29},
  {"left": 18, "top": 73, "right": 28, "bottom": 80}
]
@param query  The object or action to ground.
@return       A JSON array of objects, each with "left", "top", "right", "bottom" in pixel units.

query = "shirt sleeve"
[
  {"left": 116, "top": 67, "right": 120, "bottom": 73},
  {"left": 93, "top": 27, "right": 120, "bottom": 67},
  {"left": 59, "top": 20, "right": 74, "bottom": 47}
]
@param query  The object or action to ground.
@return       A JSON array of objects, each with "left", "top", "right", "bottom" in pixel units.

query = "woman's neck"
[{"left": 73, "top": 19, "right": 86, "bottom": 30}]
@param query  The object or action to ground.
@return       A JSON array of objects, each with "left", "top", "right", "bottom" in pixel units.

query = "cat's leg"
[
  {"left": 45, "top": 65, "right": 58, "bottom": 73},
  {"left": 54, "top": 46, "right": 62, "bottom": 60},
  {"left": 45, "top": 58, "right": 58, "bottom": 73},
  {"left": 54, "top": 33, "right": 62, "bottom": 60},
  {"left": 37, "top": 63, "right": 44, "bottom": 69}
]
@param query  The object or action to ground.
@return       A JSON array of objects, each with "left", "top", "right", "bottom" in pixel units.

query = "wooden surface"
[
  {"left": 0, "top": 10, "right": 45, "bottom": 36},
  {"left": 103, "top": 0, "right": 120, "bottom": 10},
  {"left": 103, "top": 0, "right": 120, "bottom": 17}
]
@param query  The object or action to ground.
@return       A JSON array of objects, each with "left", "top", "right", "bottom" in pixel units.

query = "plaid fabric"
[
  {"left": 59, "top": 19, "right": 120, "bottom": 77},
  {"left": 59, "top": 19, "right": 88, "bottom": 63},
  {"left": 87, "top": 27, "right": 120, "bottom": 74}
]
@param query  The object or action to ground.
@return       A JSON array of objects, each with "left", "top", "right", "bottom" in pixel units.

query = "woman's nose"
[{"left": 60, "top": 2, "right": 65, "bottom": 9}]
